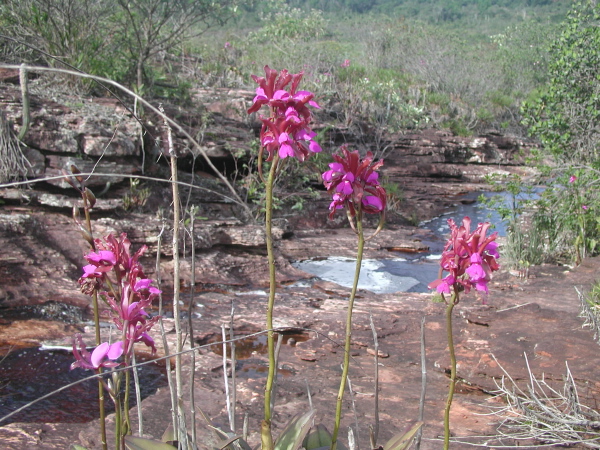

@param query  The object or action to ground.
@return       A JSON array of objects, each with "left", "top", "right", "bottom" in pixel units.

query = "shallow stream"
[
  {"left": 0, "top": 190, "right": 518, "bottom": 425},
  {"left": 293, "top": 191, "right": 513, "bottom": 293}
]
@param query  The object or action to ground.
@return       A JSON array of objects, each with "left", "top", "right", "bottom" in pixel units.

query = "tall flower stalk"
[
  {"left": 322, "top": 145, "right": 386, "bottom": 450},
  {"left": 64, "top": 165, "right": 108, "bottom": 449},
  {"left": 73, "top": 233, "right": 161, "bottom": 449},
  {"left": 247, "top": 65, "right": 321, "bottom": 449},
  {"left": 428, "top": 217, "right": 500, "bottom": 449}
]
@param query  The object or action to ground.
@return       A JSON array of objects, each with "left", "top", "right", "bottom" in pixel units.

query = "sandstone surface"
[{"left": 2, "top": 77, "right": 596, "bottom": 449}]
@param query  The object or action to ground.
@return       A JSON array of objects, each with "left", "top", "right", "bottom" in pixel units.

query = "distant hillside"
[{"left": 284, "top": 0, "right": 570, "bottom": 27}]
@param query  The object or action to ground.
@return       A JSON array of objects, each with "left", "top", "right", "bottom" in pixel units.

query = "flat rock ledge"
[{"left": 2, "top": 257, "right": 600, "bottom": 449}]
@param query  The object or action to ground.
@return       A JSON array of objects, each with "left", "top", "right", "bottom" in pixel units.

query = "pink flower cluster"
[
  {"left": 72, "top": 233, "right": 161, "bottom": 371},
  {"left": 247, "top": 65, "right": 321, "bottom": 161},
  {"left": 428, "top": 217, "right": 500, "bottom": 296},
  {"left": 322, "top": 144, "right": 387, "bottom": 218}
]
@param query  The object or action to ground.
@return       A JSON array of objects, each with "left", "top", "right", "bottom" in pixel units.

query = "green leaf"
[
  {"left": 124, "top": 435, "right": 177, "bottom": 450},
  {"left": 274, "top": 410, "right": 315, "bottom": 450},
  {"left": 216, "top": 435, "right": 252, "bottom": 450},
  {"left": 161, "top": 425, "right": 176, "bottom": 443},
  {"left": 302, "top": 422, "right": 349, "bottom": 450},
  {"left": 302, "top": 424, "right": 332, "bottom": 449},
  {"left": 382, "top": 421, "right": 423, "bottom": 450},
  {"left": 70, "top": 446, "right": 90, "bottom": 450},
  {"left": 160, "top": 425, "right": 193, "bottom": 448}
]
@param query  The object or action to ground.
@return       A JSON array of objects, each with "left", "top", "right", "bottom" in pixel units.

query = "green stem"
[
  {"left": 262, "top": 154, "right": 280, "bottom": 450},
  {"left": 331, "top": 213, "right": 364, "bottom": 450},
  {"left": 443, "top": 290, "right": 459, "bottom": 450},
  {"left": 113, "top": 373, "right": 122, "bottom": 450},
  {"left": 82, "top": 195, "right": 107, "bottom": 450},
  {"left": 93, "top": 293, "right": 107, "bottom": 450},
  {"left": 124, "top": 362, "right": 131, "bottom": 437}
]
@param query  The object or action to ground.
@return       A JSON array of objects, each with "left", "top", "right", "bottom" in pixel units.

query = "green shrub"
[{"left": 443, "top": 118, "right": 471, "bottom": 137}]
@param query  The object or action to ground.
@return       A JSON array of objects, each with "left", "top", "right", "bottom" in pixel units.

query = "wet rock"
[
  {"left": 6, "top": 79, "right": 594, "bottom": 449},
  {"left": 280, "top": 227, "right": 430, "bottom": 260},
  {"left": 4, "top": 301, "right": 84, "bottom": 324},
  {"left": 0, "top": 319, "right": 80, "bottom": 354}
]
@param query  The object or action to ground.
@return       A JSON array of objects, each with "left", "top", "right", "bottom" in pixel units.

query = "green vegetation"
[
  {"left": 204, "top": 0, "right": 565, "bottom": 136},
  {"left": 522, "top": 1, "right": 600, "bottom": 165},
  {"left": 1, "top": 0, "right": 566, "bottom": 133},
  {"left": 0, "top": 0, "right": 243, "bottom": 91},
  {"left": 5, "top": 0, "right": 597, "bottom": 266},
  {"left": 517, "top": 1, "right": 600, "bottom": 264},
  {"left": 287, "top": 0, "right": 568, "bottom": 28}
]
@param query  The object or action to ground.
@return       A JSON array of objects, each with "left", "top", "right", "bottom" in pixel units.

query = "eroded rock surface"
[
  {"left": 3, "top": 79, "right": 597, "bottom": 449},
  {"left": 2, "top": 254, "right": 600, "bottom": 449}
]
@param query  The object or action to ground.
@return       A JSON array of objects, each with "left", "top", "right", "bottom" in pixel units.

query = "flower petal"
[
  {"left": 90, "top": 342, "right": 109, "bottom": 368},
  {"left": 362, "top": 195, "right": 383, "bottom": 211},
  {"left": 107, "top": 341, "right": 124, "bottom": 360}
]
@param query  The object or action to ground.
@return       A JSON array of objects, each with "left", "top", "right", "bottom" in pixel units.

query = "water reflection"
[
  {"left": 293, "top": 256, "right": 440, "bottom": 294},
  {"left": 421, "top": 189, "right": 542, "bottom": 241},
  {"left": 0, "top": 348, "right": 167, "bottom": 424},
  {"left": 294, "top": 190, "right": 529, "bottom": 293}
]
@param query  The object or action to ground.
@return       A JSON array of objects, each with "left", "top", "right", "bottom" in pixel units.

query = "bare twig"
[
  {"left": 482, "top": 353, "right": 600, "bottom": 448},
  {"left": 156, "top": 220, "right": 178, "bottom": 438},
  {"left": 368, "top": 314, "right": 379, "bottom": 448},
  {"left": 306, "top": 380, "right": 313, "bottom": 411},
  {"left": 18, "top": 63, "right": 30, "bottom": 140},
  {"left": 579, "top": 286, "right": 600, "bottom": 344},
  {"left": 269, "top": 333, "right": 284, "bottom": 416},
  {"left": 348, "top": 427, "right": 356, "bottom": 450},
  {"left": 0, "top": 110, "right": 29, "bottom": 183},
  {"left": 347, "top": 375, "right": 360, "bottom": 450},
  {"left": 0, "top": 172, "right": 244, "bottom": 205},
  {"left": 164, "top": 107, "right": 188, "bottom": 448},
  {"left": 415, "top": 315, "right": 427, "bottom": 450},
  {"left": 131, "top": 351, "right": 143, "bottom": 437},
  {"left": 229, "top": 303, "right": 237, "bottom": 432},
  {"left": 243, "top": 414, "right": 249, "bottom": 442},
  {"left": 188, "top": 208, "right": 197, "bottom": 446},
  {"left": 222, "top": 324, "right": 233, "bottom": 431}
]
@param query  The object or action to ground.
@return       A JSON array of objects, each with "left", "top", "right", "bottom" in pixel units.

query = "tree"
[
  {"left": 522, "top": 1, "right": 600, "bottom": 165},
  {"left": 0, "top": 0, "right": 111, "bottom": 71},
  {"left": 518, "top": 1, "right": 600, "bottom": 263},
  {"left": 113, "top": 0, "right": 242, "bottom": 88}
]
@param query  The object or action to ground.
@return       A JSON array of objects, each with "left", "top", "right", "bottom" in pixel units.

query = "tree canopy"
[{"left": 522, "top": 1, "right": 600, "bottom": 165}]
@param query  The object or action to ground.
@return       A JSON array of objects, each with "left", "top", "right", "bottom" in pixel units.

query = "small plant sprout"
[{"left": 428, "top": 217, "right": 500, "bottom": 450}]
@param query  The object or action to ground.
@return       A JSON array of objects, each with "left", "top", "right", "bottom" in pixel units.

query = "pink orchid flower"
[
  {"left": 248, "top": 65, "right": 321, "bottom": 161},
  {"left": 323, "top": 144, "right": 386, "bottom": 218},
  {"left": 428, "top": 217, "right": 500, "bottom": 297},
  {"left": 71, "top": 335, "right": 123, "bottom": 371}
]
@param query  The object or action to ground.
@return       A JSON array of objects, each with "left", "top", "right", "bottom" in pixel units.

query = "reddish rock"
[{"left": 6, "top": 80, "right": 598, "bottom": 449}]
